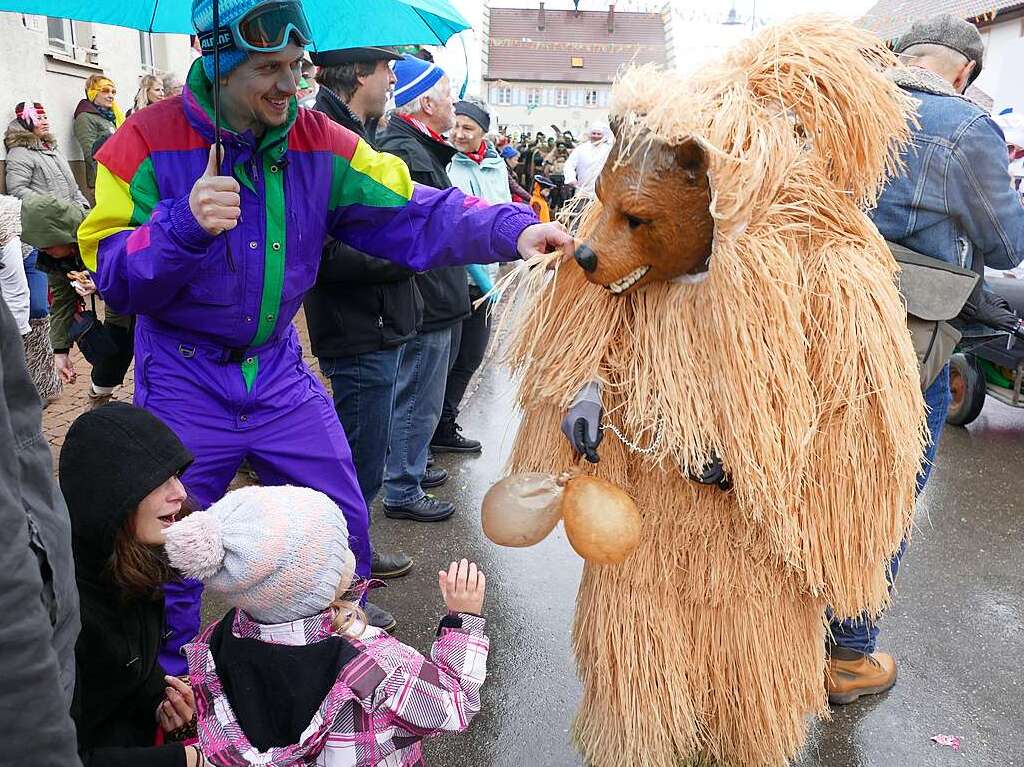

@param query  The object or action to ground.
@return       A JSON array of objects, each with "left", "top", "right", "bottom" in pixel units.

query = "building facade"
[
  {"left": 483, "top": 4, "right": 671, "bottom": 138},
  {"left": 0, "top": 12, "right": 194, "bottom": 192},
  {"left": 486, "top": 79, "right": 615, "bottom": 138}
]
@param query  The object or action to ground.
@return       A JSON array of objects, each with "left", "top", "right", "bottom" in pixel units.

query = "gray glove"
[{"left": 561, "top": 381, "right": 603, "bottom": 463}]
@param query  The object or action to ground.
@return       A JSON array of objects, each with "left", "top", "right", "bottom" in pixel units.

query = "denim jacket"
[{"left": 870, "top": 67, "right": 1024, "bottom": 270}]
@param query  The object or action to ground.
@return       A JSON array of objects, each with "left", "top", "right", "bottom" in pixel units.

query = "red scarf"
[
  {"left": 395, "top": 112, "right": 449, "bottom": 146},
  {"left": 463, "top": 140, "right": 488, "bottom": 165}
]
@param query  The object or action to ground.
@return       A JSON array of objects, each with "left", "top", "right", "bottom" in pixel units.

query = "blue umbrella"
[
  {"left": 0, "top": 0, "right": 470, "bottom": 48},
  {"left": 0, "top": 0, "right": 470, "bottom": 155}
]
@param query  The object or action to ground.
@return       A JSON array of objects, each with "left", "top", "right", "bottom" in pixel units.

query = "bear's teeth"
[{"left": 607, "top": 265, "right": 651, "bottom": 293}]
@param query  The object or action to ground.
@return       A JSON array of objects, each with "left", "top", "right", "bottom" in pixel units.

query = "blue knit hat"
[
  {"left": 192, "top": 0, "right": 268, "bottom": 80},
  {"left": 393, "top": 54, "right": 445, "bottom": 108}
]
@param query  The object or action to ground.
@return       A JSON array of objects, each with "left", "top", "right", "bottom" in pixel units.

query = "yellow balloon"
[
  {"left": 561, "top": 475, "right": 641, "bottom": 565},
  {"left": 481, "top": 473, "right": 564, "bottom": 548}
]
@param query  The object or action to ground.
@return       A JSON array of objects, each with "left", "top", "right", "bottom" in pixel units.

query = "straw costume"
[{"left": 503, "top": 19, "right": 928, "bottom": 767}]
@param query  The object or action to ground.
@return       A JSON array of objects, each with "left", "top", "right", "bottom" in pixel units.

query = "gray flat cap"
[{"left": 895, "top": 14, "right": 984, "bottom": 84}]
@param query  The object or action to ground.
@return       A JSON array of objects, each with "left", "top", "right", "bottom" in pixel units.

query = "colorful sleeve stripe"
[
  {"left": 78, "top": 157, "right": 160, "bottom": 271},
  {"left": 329, "top": 138, "right": 414, "bottom": 212},
  {"left": 292, "top": 111, "right": 414, "bottom": 212}
]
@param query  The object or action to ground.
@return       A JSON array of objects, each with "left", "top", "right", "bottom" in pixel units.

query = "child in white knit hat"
[{"left": 164, "top": 485, "right": 488, "bottom": 766}]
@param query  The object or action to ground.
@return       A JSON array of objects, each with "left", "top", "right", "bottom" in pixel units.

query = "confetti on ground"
[{"left": 931, "top": 735, "right": 962, "bottom": 752}]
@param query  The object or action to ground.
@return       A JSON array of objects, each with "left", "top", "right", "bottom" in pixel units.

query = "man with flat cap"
[
  {"left": 825, "top": 13, "right": 1024, "bottom": 704},
  {"left": 303, "top": 46, "right": 418, "bottom": 631}
]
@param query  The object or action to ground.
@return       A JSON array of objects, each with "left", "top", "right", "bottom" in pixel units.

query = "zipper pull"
[{"left": 378, "top": 316, "right": 384, "bottom": 328}]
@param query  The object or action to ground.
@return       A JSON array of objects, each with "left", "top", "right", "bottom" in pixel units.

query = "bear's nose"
[{"left": 575, "top": 243, "right": 598, "bottom": 273}]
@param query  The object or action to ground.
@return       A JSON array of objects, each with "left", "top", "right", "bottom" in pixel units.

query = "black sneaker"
[
  {"left": 421, "top": 467, "right": 449, "bottom": 489},
  {"left": 371, "top": 550, "right": 413, "bottom": 579},
  {"left": 383, "top": 495, "right": 456, "bottom": 522},
  {"left": 431, "top": 421, "right": 482, "bottom": 454},
  {"left": 364, "top": 601, "right": 397, "bottom": 632}
]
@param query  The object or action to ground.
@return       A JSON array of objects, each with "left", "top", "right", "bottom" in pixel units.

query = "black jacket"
[
  {"left": 377, "top": 116, "right": 471, "bottom": 332},
  {"left": 60, "top": 403, "right": 194, "bottom": 767},
  {"left": 303, "top": 88, "right": 422, "bottom": 359}
]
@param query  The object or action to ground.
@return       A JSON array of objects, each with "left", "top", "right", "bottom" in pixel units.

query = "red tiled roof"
[
  {"left": 861, "top": 0, "right": 1024, "bottom": 38},
  {"left": 485, "top": 7, "right": 668, "bottom": 84}
]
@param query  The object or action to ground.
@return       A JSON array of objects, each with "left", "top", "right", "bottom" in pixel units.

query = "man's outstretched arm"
[{"left": 326, "top": 132, "right": 572, "bottom": 270}]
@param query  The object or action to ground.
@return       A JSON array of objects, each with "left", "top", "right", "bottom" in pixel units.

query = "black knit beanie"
[{"left": 59, "top": 402, "right": 193, "bottom": 576}]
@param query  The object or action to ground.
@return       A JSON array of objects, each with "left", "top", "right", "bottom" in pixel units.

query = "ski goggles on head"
[{"left": 198, "top": 0, "right": 312, "bottom": 56}]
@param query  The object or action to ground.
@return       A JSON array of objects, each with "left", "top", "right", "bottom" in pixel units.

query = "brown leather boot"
[{"left": 826, "top": 647, "right": 897, "bottom": 705}]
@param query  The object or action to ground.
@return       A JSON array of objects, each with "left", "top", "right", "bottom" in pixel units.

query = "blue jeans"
[
  {"left": 384, "top": 327, "right": 452, "bottom": 506},
  {"left": 319, "top": 347, "right": 402, "bottom": 509},
  {"left": 828, "top": 365, "right": 951, "bottom": 654},
  {"left": 23, "top": 250, "right": 49, "bottom": 319}
]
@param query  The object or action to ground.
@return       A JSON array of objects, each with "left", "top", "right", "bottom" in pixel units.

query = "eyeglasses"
[{"left": 99, "top": 87, "right": 117, "bottom": 95}]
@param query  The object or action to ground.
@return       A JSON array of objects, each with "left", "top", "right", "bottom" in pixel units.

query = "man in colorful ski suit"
[{"left": 77, "top": 0, "right": 569, "bottom": 674}]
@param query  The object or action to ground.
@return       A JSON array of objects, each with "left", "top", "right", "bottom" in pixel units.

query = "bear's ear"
[
  {"left": 609, "top": 114, "right": 624, "bottom": 140},
  {"left": 673, "top": 137, "right": 708, "bottom": 184}
]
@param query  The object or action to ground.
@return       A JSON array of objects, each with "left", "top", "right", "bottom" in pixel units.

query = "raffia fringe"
[{"left": 505, "top": 16, "right": 927, "bottom": 767}]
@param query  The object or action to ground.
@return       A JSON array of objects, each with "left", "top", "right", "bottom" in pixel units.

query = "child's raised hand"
[{"left": 438, "top": 559, "right": 486, "bottom": 615}]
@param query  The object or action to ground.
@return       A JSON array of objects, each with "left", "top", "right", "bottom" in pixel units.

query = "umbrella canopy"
[{"left": 0, "top": 0, "right": 470, "bottom": 48}]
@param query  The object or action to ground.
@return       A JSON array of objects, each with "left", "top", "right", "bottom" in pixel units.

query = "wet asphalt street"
[{"left": 204, "top": 360, "right": 1023, "bottom": 766}]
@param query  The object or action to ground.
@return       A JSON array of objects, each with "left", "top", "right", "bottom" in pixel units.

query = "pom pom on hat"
[
  {"left": 164, "top": 485, "right": 355, "bottom": 624},
  {"left": 164, "top": 511, "right": 225, "bottom": 580},
  {"left": 393, "top": 54, "right": 445, "bottom": 108}
]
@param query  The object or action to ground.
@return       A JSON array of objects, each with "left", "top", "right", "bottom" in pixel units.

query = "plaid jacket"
[{"left": 184, "top": 608, "right": 489, "bottom": 766}]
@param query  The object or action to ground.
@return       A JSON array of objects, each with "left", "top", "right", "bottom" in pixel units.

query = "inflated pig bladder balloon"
[
  {"left": 561, "top": 475, "right": 641, "bottom": 565},
  {"left": 482, "top": 473, "right": 564, "bottom": 547}
]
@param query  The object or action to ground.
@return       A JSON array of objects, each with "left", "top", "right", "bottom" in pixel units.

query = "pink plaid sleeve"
[{"left": 373, "top": 613, "right": 489, "bottom": 737}]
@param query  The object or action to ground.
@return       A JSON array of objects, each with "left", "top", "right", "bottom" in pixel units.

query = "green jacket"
[
  {"left": 72, "top": 102, "right": 115, "bottom": 189},
  {"left": 21, "top": 193, "right": 127, "bottom": 351},
  {"left": 447, "top": 149, "right": 513, "bottom": 206},
  {"left": 448, "top": 147, "right": 512, "bottom": 289}
]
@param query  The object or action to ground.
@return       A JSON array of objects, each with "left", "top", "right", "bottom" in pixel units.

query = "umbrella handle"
[
  {"left": 212, "top": 0, "right": 222, "bottom": 164},
  {"left": 459, "top": 32, "right": 469, "bottom": 100}
]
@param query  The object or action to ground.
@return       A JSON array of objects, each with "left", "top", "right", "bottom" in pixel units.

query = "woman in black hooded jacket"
[{"left": 59, "top": 402, "right": 205, "bottom": 767}]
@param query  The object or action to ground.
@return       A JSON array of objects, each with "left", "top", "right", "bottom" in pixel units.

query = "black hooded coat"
[{"left": 59, "top": 402, "right": 193, "bottom": 767}]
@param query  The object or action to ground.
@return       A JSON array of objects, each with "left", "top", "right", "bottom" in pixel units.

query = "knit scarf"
[
  {"left": 463, "top": 140, "right": 488, "bottom": 165},
  {"left": 395, "top": 112, "right": 449, "bottom": 146},
  {"left": 93, "top": 104, "right": 118, "bottom": 125}
]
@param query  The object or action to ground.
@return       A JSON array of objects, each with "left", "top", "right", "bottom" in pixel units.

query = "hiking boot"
[
  {"left": 421, "top": 467, "right": 449, "bottom": 489},
  {"left": 88, "top": 390, "right": 114, "bottom": 410},
  {"left": 364, "top": 601, "right": 397, "bottom": 632},
  {"left": 383, "top": 495, "right": 456, "bottom": 522},
  {"left": 826, "top": 647, "right": 897, "bottom": 705},
  {"left": 431, "top": 421, "right": 482, "bottom": 454},
  {"left": 371, "top": 550, "right": 413, "bottom": 579}
]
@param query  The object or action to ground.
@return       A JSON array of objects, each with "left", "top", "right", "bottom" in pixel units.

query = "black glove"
[
  {"left": 561, "top": 399, "right": 603, "bottom": 463},
  {"left": 688, "top": 451, "right": 732, "bottom": 492}
]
